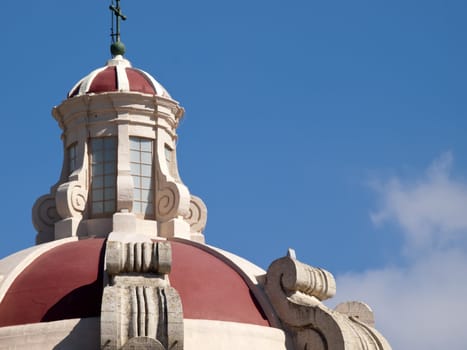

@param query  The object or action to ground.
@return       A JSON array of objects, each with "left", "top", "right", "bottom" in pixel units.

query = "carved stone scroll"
[
  {"left": 32, "top": 194, "right": 60, "bottom": 244},
  {"left": 280, "top": 258, "right": 336, "bottom": 302},
  {"left": 184, "top": 195, "right": 207, "bottom": 235},
  {"left": 101, "top": 240, "right": 183, "bottom": 350},
  {"left": 156, "top": 184, "right": 181, "bottom": 220},
  {"left": 264, "top": 253, "right": 392, "bottom": 350},
  {"left": 55, "top": 181, "right": 87, "bottom": 219}
]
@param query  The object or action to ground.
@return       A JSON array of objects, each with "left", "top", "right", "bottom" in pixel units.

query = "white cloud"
[
  {"left": 336, "top": 249, "right": 467, "bottom": 349},
  {"left": 370, "top": 152, "right": 467, "bottom": 252},
  {"left": 334, "top": 152, "right": 467, "bottom": 350}
]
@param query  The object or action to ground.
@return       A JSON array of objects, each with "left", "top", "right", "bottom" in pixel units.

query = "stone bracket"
[
  {"left": 101, "top": 240, "right": 183, "bottom": 350},
  {"left": 264, "top": 251, "right": 392, "bottom": 350}
]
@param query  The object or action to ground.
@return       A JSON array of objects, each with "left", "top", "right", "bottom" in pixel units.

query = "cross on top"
[{"left": 109, "top": 0, "right": 127, "bottom": 43}]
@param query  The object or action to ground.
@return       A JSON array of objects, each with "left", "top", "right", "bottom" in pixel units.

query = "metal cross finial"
[{"left": 109, "top": 0, "right": 127, "bottom": 43}]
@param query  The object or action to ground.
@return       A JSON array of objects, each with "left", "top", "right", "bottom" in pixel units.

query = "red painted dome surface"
[
  {"left": 126, "top": 68, "right": 158, "bottom": 95},
  {"left": 67, "top": 56, "right": 171, "bottom": 98},
  {"left": 0, "top": 239, "right": 106, "bottom": 327},
  {"left": 0, "top": 239, "right": 270, "bottom": 328},
  {"left": 88, "top": 66, "right": 118, "bottom": 94},
  {"left": 169, "top": 240, "right": 270, "bottom": 327}
]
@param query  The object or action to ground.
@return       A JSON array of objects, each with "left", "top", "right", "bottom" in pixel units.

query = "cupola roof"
[{"left": 67, "top": 55, "right": 171, "bottom": 99}]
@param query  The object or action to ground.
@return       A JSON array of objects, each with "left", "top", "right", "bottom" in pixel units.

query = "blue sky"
[{"left": 1, "top": 1, "right": 467, "bottom": 348}]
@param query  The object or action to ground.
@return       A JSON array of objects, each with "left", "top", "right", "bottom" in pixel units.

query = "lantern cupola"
[{"left": 32, "top": 55, "right": 207, "bottom": 244}]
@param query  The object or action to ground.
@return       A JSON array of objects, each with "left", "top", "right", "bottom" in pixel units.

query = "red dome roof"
[
  {"left": 169, "top": 240, "right": 270, "bottom": 326},
  {"left": 67, "top": 55, "right": 171, "bottom": 99},
  {"left": 0, "top": 239, "right": 105, "bottom": 327},
  {"left": 0, "top": 238, "right": 271, "bottom": 328}
]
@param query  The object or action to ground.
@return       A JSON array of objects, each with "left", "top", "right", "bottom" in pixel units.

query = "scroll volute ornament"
[
  {"left": 264, "top": 252, "right": 392, "bottom": 350},
  {"left": 32, "top": 194, "right": 60, "bottom": 244},
  {"left": 185, "top": 195, "right": 208, "bottom": 235},
  {"left": 55, "top": 181, "right": 87, "bottom": 219},
  {"left": 32, "top": 140, "right": 88, "bottom": 242},
  {"left": 55, "top": 141, "right": 88, "bottom": 219},
  {"left": 154, "top": 134, "right": 191, "bottom": 222}
]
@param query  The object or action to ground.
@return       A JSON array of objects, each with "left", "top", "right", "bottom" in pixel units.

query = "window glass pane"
[
  {"left": 141, "top": 152, "right": 152, "bottom": 164},
  {"left": 132, "top": 176, "right": 141, "bottom": 188},
  {"left": 70, "top": 159, "right": 76, "bottom": 172},
  {"left": 134, "top": 189, "right": 141, "bottom": 201},
  {"left": 90, "top": 137, "right": 117, "bottom": 217},
  {"left": 92, "top": 202, "right": 103, "bottom": 213},
  {"left": 164, "top": 146, "right": 172, "bottom": 162},
  {"left": 91, "top": 139, "right": 103, "bottom": 151},
  {"left": 104, "top": 162, "right": 116, "bottom": 174},
  {"left": 142, "top": 164, "right": 152, "bottom": 177},
  {"left": 141, "top": 189, "right": 151, "bottom": 201},
  {"left": 92, "top": 177, "right": 103, "bottom": 189},
  {"left": 141, "top": 177, "right": 152, "bottom": 189},
  {"left": 129, "top": 137, "right": 154, "bottom": 218},
  {"left": 105, "top": 188, "right": 115, "bottom": 200},
  {"left": 133, "top": 202, "right": 141, "bottom": 213},
  {"left": 130, "top": 150, "right": 140, "bottom": 162},
  {"left": 93, "top": 151, "right": 104, "bottom": 163},
  {"left": 103, "top": 138, "right": 116, "bottom": 149},
  {"left": 105, "top": 148, "right": 116, "bottom": 161},
  {"left": 68, "top": 144, "right": 78, "bottom": 174},
  {"left": 141, "top": 139, "right": 152, "bottom": 152},
  {"left": 130, "top": 163, "right": 140, "bottom": 175},
  {"left": 104, "top": 175, "right": 115, "bottom": 187},
  {"left": 130, "top": 138, "right": 140, "bottom": 150},
  {"left": 93, "top": 189, "right": 103, "bottom": 201},
  {"left": 92, "top": 164, "right": 103, "bottom": 175},
  {"left": 104, "top": 200, "right": 115, "bottom": 213}
]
